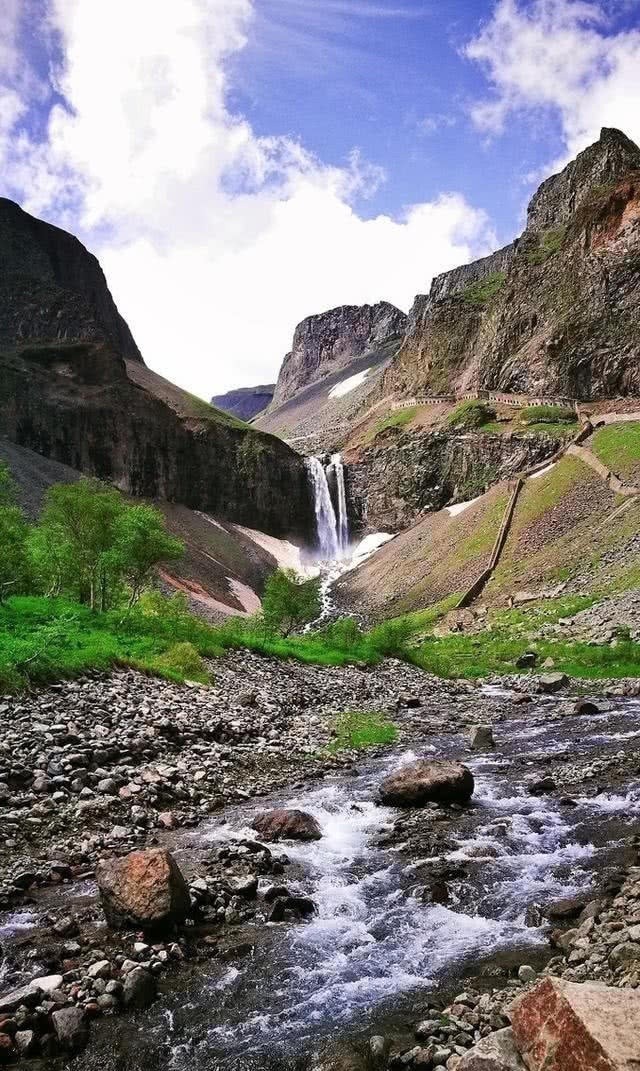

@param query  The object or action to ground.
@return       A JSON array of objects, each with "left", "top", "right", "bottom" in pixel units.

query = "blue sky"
[
  {"left": 2, "top": 1, "right": 640, "bottom": 395},
  {"left": 229, "top": 0, "right": 563, "bottom": 241}
]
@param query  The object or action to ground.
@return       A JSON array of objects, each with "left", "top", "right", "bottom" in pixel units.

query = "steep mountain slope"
[
  {"left": 0, "top": 201, "right": 314, "bottom": 542},
  {"left": 0, "top": 197, "right": 142, "bottom": 362},
  {"left": 210, "top": 384, "right": 275, "bottom": 421},
  {"left": 337, "top": 421, "right": 640, "bottom": 621},
  {"left": 382, "top": 128, "right": 640, "bottom": 401},
  {"left": 255, "top": 302, "right": 407, "bottom": 448},
  {"left": 0, "top": 437, "right": 291, "bottom": 618}
]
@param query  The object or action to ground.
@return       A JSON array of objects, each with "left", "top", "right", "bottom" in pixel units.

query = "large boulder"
[
  {"left": 251, "top": 809, "right": 322, "bottom": 842},
  {"left": 458, "top": 1028, "right": 525, "bottom": 1069},
  {"left": 511, "top": 977, "right": 640, "bottom": 1070},
  {"left": 96, "top": 848, "right": 190, "bottom": 931},
  {"left": 379, "top": 759, "right": 474, "bottom": 807}
]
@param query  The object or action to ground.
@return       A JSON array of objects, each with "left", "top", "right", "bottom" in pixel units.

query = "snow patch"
[
  {"left": 328, "top": 368, "right": 372, "bottom": 399},
  {"left": 529, "top": 462, "right": 557, "bottom": 480},
  {"left": 446, "top": 494, "right": 482, "bottom": 517}
]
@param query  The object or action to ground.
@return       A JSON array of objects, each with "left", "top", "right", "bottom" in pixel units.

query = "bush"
[
  {"left": 447, "top": 399, "right": 497, "bottom": 430},
  {"left": 367, "top": 617, "right": 414, "bottom": 657},
  {"left": 518, "top": 404, "right": 575, "bottom": 425},
  {"left": 154, "top": 642, "right": 209, "bottom": 683},
  {"left": 261, "top": 568, "right": 322, "bottom": 637}
]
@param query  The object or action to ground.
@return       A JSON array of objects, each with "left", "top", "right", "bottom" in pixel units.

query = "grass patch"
[
  {"left": 328, "top": 711, "right": 398, "bottom": 752},
  {"left": 447, "top": 399, "right": 497, "bottom": 430},
  {"left": 525, "top": 226, "right": 567, "bottom": 265},
  {"left": 372, "top": 407, "right": 419, "bottom": 438},
  {"left": 515, "top": 456, "right": 584, "bottom": 526},
  {"left": 591, "top": 423, "right": 640, "bottom": 480},
  {"left": 515, "top": 421, "right": 578, "bottom": 439},
  {"left": 460, "top": 271, "right": 506, "bottom": 306}
]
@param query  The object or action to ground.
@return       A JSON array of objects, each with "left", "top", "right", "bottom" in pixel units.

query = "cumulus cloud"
[
  {"left": 466, "top": 0, "right": 640, "bottom": 159},
  {"left": 0, "top": 0, "right": 496, "bottom": 396}
]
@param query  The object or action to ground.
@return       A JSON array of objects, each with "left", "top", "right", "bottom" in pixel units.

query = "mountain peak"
[{"left": 527, "top": 126, "right": 640, "bottom": 232}]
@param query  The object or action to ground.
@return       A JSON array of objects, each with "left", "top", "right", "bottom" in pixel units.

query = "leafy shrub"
[
  {"left": 447, "top": 399, "right": 497, "bottom": 430},
  {"left": 367, "top": 617, "right": 414, "bottom": 656},
  {"left": 154, "top": 642, "right": 209, "bottom": 682},
  {"left": 461, "top": 272, "right": 505, "bottom": 306}
]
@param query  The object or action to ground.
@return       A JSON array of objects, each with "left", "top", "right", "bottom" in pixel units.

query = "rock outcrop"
[
  {"left": 0, "top": 197, "right": 142, "bottom": 362},
  {"left": 271, "top": 302, "right": 407, "bottom": 408},
  {"left": 96, "top": 848, "right": 191, "bottom": 930},
  {"left": 379, "top": 759, "right": 474, "bottom": 806},
  {"left": 382, "top": 128, "right": 640, "bottom": 401},
  {"left": 210, "top": 384, "right": 275, "bottom": 421},
  {"left": 348, "top": 428, "right": 557, "bottom": 532},
  {"left": 0, "top": 201, "right": 314, "bottom": 540},
  {"left": 510, "top": 977, "right": 640, "bottom": 1071}
]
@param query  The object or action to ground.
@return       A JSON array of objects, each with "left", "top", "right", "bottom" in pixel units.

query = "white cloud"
[
  {"left": 466, "top": 0, "right": 640, "bottom": 160},
  {"left": 1, "top": 0, "right": 496, "bottom": 397}
]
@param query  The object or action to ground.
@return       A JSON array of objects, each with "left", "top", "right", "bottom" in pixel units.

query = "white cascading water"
[
  {"left": 305, "top": 456, "right": 340, "bottom": 560},
  {"left": 329, "top": 452, "right": 349, "bottom": 554}
]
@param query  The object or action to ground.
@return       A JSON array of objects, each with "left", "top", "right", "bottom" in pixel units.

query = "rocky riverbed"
[{"left": 3, "top": 654, "right": 640, "bottom": 1068}]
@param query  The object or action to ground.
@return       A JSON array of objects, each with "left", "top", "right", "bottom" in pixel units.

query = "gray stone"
[
  {"left": 457, "top": 1028, "right": 525, "bottom": 1070},
  {"left": 122, "top": 968, "right": 157, "bottom": 1010},
  {"left": 51, "top": 1006, "right": 89, "bottom": 1052}
]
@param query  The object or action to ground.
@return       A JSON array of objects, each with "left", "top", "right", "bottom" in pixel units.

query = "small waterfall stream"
[
  {"left": 328, "top": 453, "right": 349, "bottom": 555},
  {"left": 306, "top": 456, "right": 340, "bottom": 561}
]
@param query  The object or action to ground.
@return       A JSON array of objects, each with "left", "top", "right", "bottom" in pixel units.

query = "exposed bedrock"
[
  {"left": 382, "top": 128, "right": 640, "bottom": 402},
  {"left": 348, "top": 429, "right": 557, "bottom": 532}
]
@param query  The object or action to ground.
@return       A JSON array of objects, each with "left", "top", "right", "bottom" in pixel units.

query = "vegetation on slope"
[
  {"left": 460, "top": 271, "right": 506, "bottom": 306},
  {"left": 447, "top": 399, "right": 497, "bottom": 430},
  {"left": 591, "top": 422, "right": 640, "bottom": 481}
]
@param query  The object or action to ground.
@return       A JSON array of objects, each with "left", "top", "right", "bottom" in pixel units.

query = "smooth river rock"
[
  {"left": 96, "top": 847, "right": 191, "bottom": 931},
  {"left": 379, "top": 759, "right": 474, "bottom": 807},
  {"left": 511, "top": 977, "right": 640, "bottom": 1071},
  {"left": 251, "top": 808, "right": 322, "bottom": 841}
]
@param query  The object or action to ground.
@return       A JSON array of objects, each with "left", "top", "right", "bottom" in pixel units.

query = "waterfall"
[
  {"left": 306, "top": 456, "right": 339, "bottom": 560},
  {"left": 329, "top": 452, "right": 349, "bottom": 553}
]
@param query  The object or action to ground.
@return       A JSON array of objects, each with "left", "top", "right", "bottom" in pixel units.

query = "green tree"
[
  {"left": 0, "top": 505, "right": 30, "bottom": 601},
  {"left": 0, "top": 462, "right": 31, "bottom": 601},
  {"left": 261, "top": 568, "right": 321, "bottom": 637},
  {"left": 109, "top": 504, "right": 183, "bottom": 607},
  {"left": 33, "top": 479, "right": 125, "bottom": 610}
]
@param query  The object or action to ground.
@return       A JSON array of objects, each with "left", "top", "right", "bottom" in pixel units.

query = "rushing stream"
[{"left": 2, "top": 688, "right": 632, "bottom": 1070}]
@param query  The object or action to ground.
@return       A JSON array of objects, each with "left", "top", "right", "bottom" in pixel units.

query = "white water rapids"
[{"left": 3, "top": 695, "right": 640, "bottom": 1070}]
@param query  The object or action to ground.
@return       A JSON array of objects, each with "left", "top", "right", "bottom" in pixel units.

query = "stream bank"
[{"left": 3, "top": 658, "right": 640, "bottom": 1067}]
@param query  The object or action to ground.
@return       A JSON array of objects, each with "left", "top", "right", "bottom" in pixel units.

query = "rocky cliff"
[
  {"left": 0, "top": 202, "right": 314, "bottom": 540},
  {"left": 347, "top": 428, "right": 558, "bottom": 532},
  {"left": 0, "top": 198, "right": 142, "bottom": 362},
  {"left": 211, "top": 384, "right": 275, "bottom": 421},
  {"left": 270, "top": 302, "right": 407, "bottom": 408},
  {"left": 383, "top": 128, "right": 640, "bottom": 401}
]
